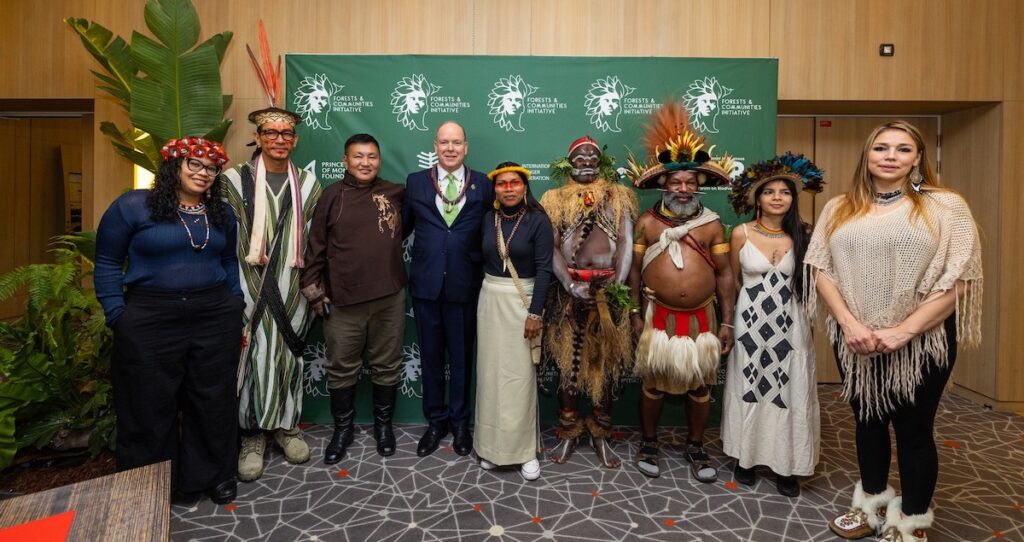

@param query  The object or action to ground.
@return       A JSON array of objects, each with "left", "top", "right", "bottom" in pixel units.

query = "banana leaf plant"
[{"left": 65, "top": 0, "right": 233, "bottom": 173}]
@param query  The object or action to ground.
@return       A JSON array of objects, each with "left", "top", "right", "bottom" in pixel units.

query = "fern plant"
[{"left": 0, "top": 233, "right": 115, "bottom": 469}]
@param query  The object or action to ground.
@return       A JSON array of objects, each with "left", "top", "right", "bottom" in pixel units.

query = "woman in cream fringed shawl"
[{"left": 806, "top": 121, "right": 982, "bottom": 542}]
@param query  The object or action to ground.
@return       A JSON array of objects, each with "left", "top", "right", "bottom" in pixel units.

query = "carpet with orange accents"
[{"left": 170, "top": 385, "right": 1024, "bottom": 541}]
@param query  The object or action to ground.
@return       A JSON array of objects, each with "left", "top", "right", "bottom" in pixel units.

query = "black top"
[{"left": 481, "top": 202, "right": 554, "bottom": 315}]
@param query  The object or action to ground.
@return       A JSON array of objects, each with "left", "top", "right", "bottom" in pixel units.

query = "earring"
[
  {"left": 755, "top": 205, "right": 762, "bottom": 221},
  {"left": 909, "top": 165, "right": 924, "bottom": 192},
  {"left": 493, "top": 199, "right": 500, "bottom": 210},
  {"left": 205, "top": 189, "right": 212, "bottom": 199}
]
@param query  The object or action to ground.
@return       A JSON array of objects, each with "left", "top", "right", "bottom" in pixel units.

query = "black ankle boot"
[
  {"left": 372, "top": 383, "right": 398, "bottom": 457},
  {"left": 324, "top": 386, "right": 356, "bottom": 464}
]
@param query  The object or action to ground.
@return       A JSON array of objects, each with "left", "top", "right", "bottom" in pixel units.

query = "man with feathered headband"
[
  {"left": 222, "top": 23, "right": 323, "bottom": 482},
  {"left": 540, "top": 135, "right": 638, "bottom": 469},
  {"left": 625, "top": 101, "right": 736, "bottom": 482}
]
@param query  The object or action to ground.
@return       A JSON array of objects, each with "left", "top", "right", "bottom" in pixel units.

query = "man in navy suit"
[{"left": 402, "top": 121, "right": 494, "bottom": 457}]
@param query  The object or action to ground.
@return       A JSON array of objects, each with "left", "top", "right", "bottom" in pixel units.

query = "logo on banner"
[
  {"left": 391, "top": 74, "right": 442, "bottom": 131},
  {"left": 584, "top": 76, "right": 636, "bottom": 133},
  {"left": 293, "top": 73, "right": 344, "bottom": 130},
  {"left": 302, "top": 342, "right": 329, "bottom": 397},
  {"left": 488, "top": 75, "right": 538, "bottom": 132},
  {"left": 400, "top": 343, "right": 423, "bottom": 398},
  {"left": 682, "top": 76, "right": 734, "bottom": 134},
  {"left": 416, "top": 151, "right": 438, "bottom": 170}
]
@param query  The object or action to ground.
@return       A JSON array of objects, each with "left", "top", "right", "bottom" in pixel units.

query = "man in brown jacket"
[{"left": 301, "top": 133, "right": 407, "bottom": 462}]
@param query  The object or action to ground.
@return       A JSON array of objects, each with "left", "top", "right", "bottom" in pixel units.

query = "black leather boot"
[
  {"left": 372, "top": 383, "right": 398, "bottom": 457},
  {"left": 324, "top": 386, "right": 356, "bottom": 464}
]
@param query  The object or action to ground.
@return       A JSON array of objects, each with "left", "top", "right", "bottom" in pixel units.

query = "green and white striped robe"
[{"left": 223, "top": 162, "right": 323, "bottom": 431}]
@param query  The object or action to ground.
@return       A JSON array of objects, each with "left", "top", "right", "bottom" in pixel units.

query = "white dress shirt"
[{"left": 434, "top": 165, "right": 468, "bottom": 217}]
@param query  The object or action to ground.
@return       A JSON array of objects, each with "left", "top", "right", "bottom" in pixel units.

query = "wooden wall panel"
[
  {"left": 473, "top": 1, "right": 532, "bottom": 55},
  {"left": 770, "top": 0, "right": 1006, "bottom": 101},
  {"left": 621, "top": 0, "right": 770, "bottom": 58},
  {"left": 941, "top": 104, "right": 1002, "bottom": 399},
  {"left": 0, "top": 119, "right": 31, "bottom": 320},
  {"left": 997, "top": 101, "right": 1024, "bottom": 402},
  {"left": 1, "top": 0, "right": 1017, "bottom": 101},
  {"left": 775, "top": 116, "right": 816, "bottom": 223},
  {"left": 87, "top": 98, "right": 133, "bottom": 229},
  {"left": 530, "top": 1, "right": 629, "bottom": 56},
  {"left": 1004, "top": 0, "right": 1024, "bottom": 101}
]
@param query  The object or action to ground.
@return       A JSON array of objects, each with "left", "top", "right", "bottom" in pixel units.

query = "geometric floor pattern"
[{"left": 171, "top": 385, "right": 1024, "bottom": 541}]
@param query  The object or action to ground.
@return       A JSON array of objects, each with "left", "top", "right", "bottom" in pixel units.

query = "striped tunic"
[{"left": 223, "top": 162, "right": 323, "bottom": 431}]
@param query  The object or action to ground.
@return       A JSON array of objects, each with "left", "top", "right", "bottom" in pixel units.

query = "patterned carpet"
[{"left": 171, "top": 386, "right": 1024, "bottom": 541}]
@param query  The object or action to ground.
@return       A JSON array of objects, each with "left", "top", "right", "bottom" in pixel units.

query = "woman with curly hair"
[
  {"left": 807, "top": 122, "right": 982, "bottom": 542},
  {"left": 94, "top": 137, "right": 245, "bottom": 504}
]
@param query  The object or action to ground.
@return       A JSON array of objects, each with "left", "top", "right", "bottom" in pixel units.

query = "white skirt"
[{"left": 473, "top": 274, "right": 539, "bottom": 465}]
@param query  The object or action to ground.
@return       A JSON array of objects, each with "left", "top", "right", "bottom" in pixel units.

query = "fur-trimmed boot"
[
  {"left": 828, "top": 481, "right": 896, "bottom": 539},
  {"left": 878, "top": 497, "right": 933, "bottom": 542}
]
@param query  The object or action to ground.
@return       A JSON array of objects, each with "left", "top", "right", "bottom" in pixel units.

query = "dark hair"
[
  {"left": 344, "top": 133, "right": 380, "bottom": 154},
  {"left": 753, "top": 177, "right": 810, "bottom": 302},
  {"left": 492, "top": 161, "right": 544, "bottom": 214},
  {"left": 146, "top": 157, "right": 231, "bottom": 229}
]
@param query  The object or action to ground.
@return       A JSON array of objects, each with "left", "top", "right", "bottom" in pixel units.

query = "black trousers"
[
  {"left": 412, "top": 296, "right": 477, "bottom": 430},
  {"left": 112, "top": 284, "right": 243, "bottom": 493},
  {"left": 837, "top": 315, "right": 956, "bottom": 516}
]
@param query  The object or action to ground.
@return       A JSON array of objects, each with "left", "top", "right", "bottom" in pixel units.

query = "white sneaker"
[
  {"left": 520, "top": 459, "right": 541, "bottom": 481},
  {"left": 479, "top": 458, "right": 498, "bottom": 470}
]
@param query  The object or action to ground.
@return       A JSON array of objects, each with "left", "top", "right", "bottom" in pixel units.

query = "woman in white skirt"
[
  {"left": 722, "top": 153, "right": 825, "bottom": 497},
  {"left": 474, "top": 161, "right": 553, "bottom": 480}
]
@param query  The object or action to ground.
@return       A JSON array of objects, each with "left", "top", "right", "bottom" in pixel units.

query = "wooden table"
[{"left": 0, "top": 460, "right": 169, "bottom": 541}]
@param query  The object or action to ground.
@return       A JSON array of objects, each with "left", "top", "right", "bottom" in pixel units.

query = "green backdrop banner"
[{"left": 284, "top": 54, "right": 778, "bottom": 425}]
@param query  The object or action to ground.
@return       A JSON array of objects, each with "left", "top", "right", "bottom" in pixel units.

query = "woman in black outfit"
[{"left": 94, "top": 137, "right": 244, "bottom": 504}]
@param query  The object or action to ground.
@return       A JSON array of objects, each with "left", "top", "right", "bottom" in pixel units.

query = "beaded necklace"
[
  {"left": 495, "top": 206, "right": 527, "bottom": 273},
  {"left": 752, "top": 218, "right": 786, "bottom": 238},
  {"left": 179, "top": 201, "right": 206, "bottom": 214},
  {"left": 431, "top": 165, "right": 471, "bottom": 214},
  {"left": 177, "top": 209, "right": 210, "bottom": 252},
  {"left": 874, "top": 188, "right": 905, "bottom": 206}
]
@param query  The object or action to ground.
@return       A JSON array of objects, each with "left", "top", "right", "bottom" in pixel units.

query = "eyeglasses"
[
  {"left": 259, "top": 129, "right": 297, "bottom": 142},
  {"left": 185, "top": 158, "right": 222, "bottom": 176}
]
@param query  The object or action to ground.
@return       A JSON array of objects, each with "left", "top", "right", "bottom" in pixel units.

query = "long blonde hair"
[{"left": 826, "top": 120, "right": 943, "bottom": 237}]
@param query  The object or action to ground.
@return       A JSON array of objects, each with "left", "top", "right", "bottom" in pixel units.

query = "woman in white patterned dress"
[{"left": 721, "top": 154, "right": 825, "bottom": 497}]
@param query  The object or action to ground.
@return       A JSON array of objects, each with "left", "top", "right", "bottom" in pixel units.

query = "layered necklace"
[
  {"left": 753, "top": 218, "right": 786, "bottom": 238},
  {"left": 431, "top": 165, "right": 471, "bottom": 214},
  {"left": 177, "top": 201, "right": 210, "bottom": 252},
  {"left": 874, "top": 188, "right": 905, "bottom": 206},
  {"left": 495, "top": 205, "right": 527, "bottom": 272}
]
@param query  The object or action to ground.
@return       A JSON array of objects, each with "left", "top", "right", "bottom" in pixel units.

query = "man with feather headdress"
[
  {"left": 625, "top": 101, "right": 736, "bottom": 482},
  {"left": 541, "top": 136, "right": 638, "bottom": 469},
  {"left": 222, "top": 22, "right": 323, "bottom": 482}
]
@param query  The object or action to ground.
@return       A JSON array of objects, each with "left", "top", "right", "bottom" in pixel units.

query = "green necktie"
[{"left": 442, "top": 173, "right": 460, "bottom": 226}]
